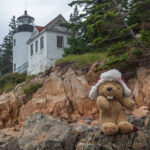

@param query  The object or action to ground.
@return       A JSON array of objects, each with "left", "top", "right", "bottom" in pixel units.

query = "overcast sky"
[{"left": 0, "top": 0, "right": 74, "bottom": 43}]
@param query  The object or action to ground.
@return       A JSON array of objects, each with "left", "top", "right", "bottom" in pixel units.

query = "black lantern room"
[{"left": 17, "top": 10, "right": 34, "bottom": 32}]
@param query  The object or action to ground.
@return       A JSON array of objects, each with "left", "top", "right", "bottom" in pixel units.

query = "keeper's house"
[{"left": 13, "top": 11, "right": 70, "bottom": 75}]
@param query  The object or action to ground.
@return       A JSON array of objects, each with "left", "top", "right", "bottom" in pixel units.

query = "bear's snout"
[
  {"left": 98, "top": 81, "right": 124, "bottom": 98},
  {"left": 107, "top": 87, "right": 112, "bottom": 91}
]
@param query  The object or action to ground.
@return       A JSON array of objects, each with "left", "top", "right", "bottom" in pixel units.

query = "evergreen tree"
[
  {"left": 127, "top": 0, "right": 150, "bottom": 25},
  {"left": 8, "top": 16, "right": 17, "bottom": 42},
  {"left": 64, "top": 5, "right": 89, "bottom": 55},
  {"left": 66, "top": 0, "right": 150, "bottom": 56},
  {"left": 112, "top": 0, "right": 149, "bottom": 51},
  {"left": 0, "top": 16, "right": 17, "bottom": 75},
  {"left": 69, "top": 0, "right": 126, "bottom": 52}
]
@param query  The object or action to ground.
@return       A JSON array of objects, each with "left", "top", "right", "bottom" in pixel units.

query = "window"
[
  {"left": 57, "top": 36, "right": 64, "bottom": 48},
  {"left": 14, "top": 39, "right": 16, "bottom": 46},
  {"left": 14, "top": 64, "right": 16, "bottom": 71},
  {"left": 30, "top": 44, "right": 33, "bottom": 56},
  {"left": 35, "top": 40, "right": 38, "bottom": 53},
  {"left": 40, "top": 36, "right": 44, "bottom": 49}
]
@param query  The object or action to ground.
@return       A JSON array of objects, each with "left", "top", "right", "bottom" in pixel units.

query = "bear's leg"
[
  {"left": 117, "top": 111, "right": 133, "bottom": 134},
  {"left": 100, "top": 108, "right": 118, "bottom": 135},
  {"left": 102, "top": 123, "right": 118, "bottom": 135},
  {"left": 118, "top": 121, "right": 133, "bottom": 134}
]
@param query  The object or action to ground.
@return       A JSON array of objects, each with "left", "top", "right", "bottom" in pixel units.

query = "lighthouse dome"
[{"left": 17, "top": 10, "right": 34, "bottom": 32}]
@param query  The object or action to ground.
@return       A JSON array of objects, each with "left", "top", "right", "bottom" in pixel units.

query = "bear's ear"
[
  {"left": 120, "top": 77, "right": 131, "bottom": 96},
  {"left": 89, "top": 78, "right": 102, "bottom": 100},
  {"left": 121, "top": 76, "right": 126, "bottom": 84},
  {"left": 89, "top": 86, "right": 98, "bottom": 100}
]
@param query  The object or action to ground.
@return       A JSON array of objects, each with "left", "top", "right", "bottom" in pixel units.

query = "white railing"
[{"left": 15, "top": 62, "right": 28, "bottom": 73}]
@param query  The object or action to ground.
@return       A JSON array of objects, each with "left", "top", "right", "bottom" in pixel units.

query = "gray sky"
[{"left": 0, "top": 0, "right": 73, "bottom": 43}]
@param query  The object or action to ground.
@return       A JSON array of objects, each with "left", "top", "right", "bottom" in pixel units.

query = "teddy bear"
[{"left": 89, "top": 69, "right": 135, "bottom": 135}]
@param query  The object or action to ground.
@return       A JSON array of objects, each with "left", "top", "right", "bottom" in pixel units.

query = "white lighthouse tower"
[{"left": 13, "top": 10, "right": 34, "bottom": 73}]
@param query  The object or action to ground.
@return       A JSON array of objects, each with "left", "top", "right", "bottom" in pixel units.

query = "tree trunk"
[{"left": 112, "top": 0, "right": 149, "bottom": 51}]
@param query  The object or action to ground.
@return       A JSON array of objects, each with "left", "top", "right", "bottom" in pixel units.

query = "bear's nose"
[{"left": 107, "top": 87, "right": 112, "bottom": 91}]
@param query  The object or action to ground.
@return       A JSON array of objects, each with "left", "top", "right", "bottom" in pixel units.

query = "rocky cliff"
[
  {"left": 0, "top": 113, "right": 150, "bottom": 150},
  {"left": 0, "top": 66, "right": 150, "bottom": 149}
]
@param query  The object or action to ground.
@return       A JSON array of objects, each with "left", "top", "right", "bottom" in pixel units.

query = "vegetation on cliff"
[
  {"left": 23, "top": 83, "right": 43, "bottom": 99},
  {"left": 56, "top": 52, "right": 106, "bottom": 68},
  {"left": 60, "top": 0, "right": 150, "bottom": 70},
  {"left": 0, "top": 72, "right": 26, "bottom": 94}
]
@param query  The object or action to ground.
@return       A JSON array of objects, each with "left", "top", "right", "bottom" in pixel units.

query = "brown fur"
[{"left": 97, "top": 81, "right": 135, "bottom": 135}]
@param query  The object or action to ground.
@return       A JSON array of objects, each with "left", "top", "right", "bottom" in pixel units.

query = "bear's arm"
[
  {"left": 119, "top": 97, "right": 135, "bottom": 110},
  {"left": 97, "top": 96, "right": 110, "bottom": 111}
]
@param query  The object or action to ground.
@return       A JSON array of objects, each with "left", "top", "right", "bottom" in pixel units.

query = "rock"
[
  {"left": 133, "top": 106, "right": 149, "bottom": 117},
  {"left": 18, "top": 114, "right": 79, "bottom": 150},
  {"left": 19, "top": 68, "right": 99, "bottom": 124},
  {"left": 85, "top": 60, "right": 107, "bottom": 85},
  {"left": 129, "top": 68, "right": 150, "bottom": 109},
  {"left": 0, "top": 113, "right": 149, "bottom": 150},
  {"left": 145, "top": 112, "right": 150, "bottom": 130},
  {"left": 0, "top": 85, "right": 25, "bottom": 128},
  {"left": 0, "top": 73, "right": 49, "bottom": 129}
]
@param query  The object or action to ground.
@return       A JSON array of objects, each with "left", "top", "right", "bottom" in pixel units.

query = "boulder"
[
  {"left": 0, "top": 113, "right": 149, "bottom": 150},
  {"left": 129, "top": 68, "right": 150, "bottom": 109},
  {"left": 19, "top": 68, "right": 99, "bottom": 124}
]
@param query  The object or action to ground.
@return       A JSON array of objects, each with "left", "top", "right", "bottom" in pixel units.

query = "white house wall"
[
  {"left": 46, "top": 31, "right": 70, "bottom": 66},
  {"left": 13, "top": 32, "right": 32, "bottom": 71},
  {"left": 28, "top": 32, "right": 48, "bottom": 75},
  {"left": 28, "top": 31, "right": 70, "bottom": 75}
]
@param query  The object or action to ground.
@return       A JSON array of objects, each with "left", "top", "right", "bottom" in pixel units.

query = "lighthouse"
[{"left": 13, "top": 10, "right": 34, "bottom": 73}]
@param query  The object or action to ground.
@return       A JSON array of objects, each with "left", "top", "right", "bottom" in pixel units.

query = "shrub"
[
  {"left": 23, "top": 83, "right": 43, "bottom": 99},
  {"left": 0, "top": 73, "right": 27, "bottom": 94},
  {"left": 102, "top": 52, "right": 129, "bottom": 69},
  {"left": 56, "top": 52, "right": 106, "bottom": 69},
  {"left": 132, "top": 49, "right": 144, "bottom": 56},
  {"left": 140, "top": 29, "right": 150, "bottom": 47},
  {"left": 106, "top": 41, "right": 127, "bottom": 56}
]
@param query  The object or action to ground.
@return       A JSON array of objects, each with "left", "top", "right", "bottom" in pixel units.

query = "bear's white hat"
[{"left": 89, "top": 69, "right": 131, "bottom": 100}]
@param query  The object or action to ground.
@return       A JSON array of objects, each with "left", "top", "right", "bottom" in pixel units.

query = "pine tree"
[
  {"left": 0, "top": 16, "right": 17, "bottom": 75},
  {"left": 127, "top": 0, "right": 150, "bottom": 25},
  {"left": 68, "top": 0, "right": 150, "bottom": 53},
  {"left": 112, "top": 0, "right": 149, "bottom": 51},
  {"left": 69, "top": 0, "right": 127, "bottom": 52},
  {"left": 64, "top": 5, "right": 89, "bottom": 55}
]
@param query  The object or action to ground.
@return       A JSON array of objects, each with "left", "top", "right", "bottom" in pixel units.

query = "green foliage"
[
  {"left": 62, "top": 5, "right": 90, "bottom": 55},
  {"left": 59, "top": 0, "right": 150, "bottom": 70},
  {"left": 106, "top": 41, "right": 127, "bottom": 56},
  {"left": 102, "top": 52, "right": 129, "bottom": 69},
  {"left": 132, "top": 49, "right": 144, "bottom": 56},
  {"left": 65, "top": 0, "right": 137, "bottom": 56},
  {"left": 0, "top": 73, "right": 27, "bottom": 94},
  {"left": 26, "top": 75, "right": 36, "bottom": 83},
  {"left": 120, "top": 23, "right": 139, "bottom": 35},
  {"left": 23, "top": 83, "right": 43, "bottom": 99},
  {"left": 56, "top": 52, "right": 106, "bottom": 68},
  {"left": 127, "top": 0, "right": 150, "bottom": 25},
  {"left": 140, "top": 29, "right": 150, "bottom": 47},
  {"left": 0, "top": 16, "right": 17, "bottom": 75}
]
